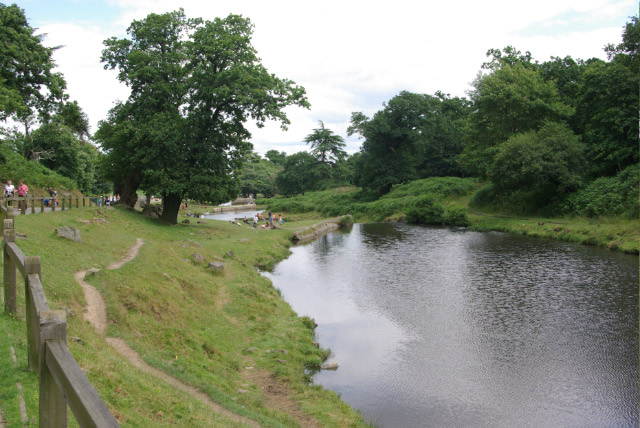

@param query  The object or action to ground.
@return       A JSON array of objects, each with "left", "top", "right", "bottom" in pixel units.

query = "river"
[{"left": 261, "top": 223, "right": 638, "bottom": 428}]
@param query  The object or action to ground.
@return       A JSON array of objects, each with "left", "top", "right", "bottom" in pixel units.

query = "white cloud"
[{"left": 29, "top": 0, "right": 634, "bottom": 155}]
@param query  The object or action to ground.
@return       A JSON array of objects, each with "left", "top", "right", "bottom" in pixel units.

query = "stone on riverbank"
[{"left": 56, "top": 226, "right": 82, "bottom": 243}]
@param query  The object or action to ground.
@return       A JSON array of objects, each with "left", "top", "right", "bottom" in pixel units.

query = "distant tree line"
[{"left": 254, "top": 17, "right": 637, "bottom": 218}]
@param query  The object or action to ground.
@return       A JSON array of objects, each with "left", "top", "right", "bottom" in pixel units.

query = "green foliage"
[
  {"left": 559, "top": 163, "right": 639, "bottom": 218},
  {"left": 444, "top": 206, "right": 470, "bottom": 226},
  {"left": 461, "top": 63, "right": 573, "bottom": 177},
  {"left": 275, "top": 151, "right": 323, "bottom": 196},
  {"left": 263, "top": 177, "right": 477, "bottom": 223},
  {"left": 405, "top": 194, "right": 444, "bottom": 224},
  {"left": 488, "top": 121, "right": 586, "bottom": 211},
  {"left": 0, "top": 143, "right": 76, "bottom": 191},
  {"left": 304, "top": 121, "right": 346, "bottom": 165},
  {"left": 99, "top": 10, "right": 309, "bottom": 223},
  {"left": 238, "top": 154, "right": 280, "bottom": 197},
  {"left": 264, "top": 149, "right": 287, "bottom": 166},
  {"left": 0, "top": 3, "right": 66, "bottom": 122},
  {"left": 574, "top": 59, "right": 638, "bottom": 177},
  {"left": 351, "top": 91, "right": 469, "bottom": 195}
]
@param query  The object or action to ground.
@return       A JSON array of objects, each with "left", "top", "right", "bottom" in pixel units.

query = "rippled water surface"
[{"left": 263, "top": 223, "right": 639, "bottom": 428}]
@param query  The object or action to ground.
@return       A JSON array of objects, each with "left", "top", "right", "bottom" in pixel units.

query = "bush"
[
  {"left": 559, "top": 163, "right": 639, "bottom": 218},
  {"left": 405, "top": 194, "right": 445, "bottom": 224},
  {"left": 444, "top": 206, "right": 469, "bottom": 226}
]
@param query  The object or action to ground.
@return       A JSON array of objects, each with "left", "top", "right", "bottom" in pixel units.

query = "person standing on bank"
[
  {"left": 17, "top": 179, "right": 28, "bottom": 209},
  {"left": 5, "top": 180, "right": 14, "bottom": 205}
]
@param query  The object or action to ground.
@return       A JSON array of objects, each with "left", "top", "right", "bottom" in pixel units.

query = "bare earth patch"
[
  {"left": 106, "top": 338, "right": 259, "bottom": 428},
  {"left": 243, "top": 369, "right": 322, "bottom": 428}
]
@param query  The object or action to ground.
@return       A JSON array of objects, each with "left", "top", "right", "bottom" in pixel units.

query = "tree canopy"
[
  {"left": 304, "top": 121, "right": 346, "bottom": 165},
  {"left": 98, "top": 10, "right": 309, "bottom": 223},
  {"left": 0, "top": 3, "right": 66, "bottom": 123},
  {"left": 349, "top": 91, "right": 469, "bottom": 194}
]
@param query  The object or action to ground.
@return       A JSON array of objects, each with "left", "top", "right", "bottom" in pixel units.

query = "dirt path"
[{"left": 77, "top": 238, "right": 261, "bottom": 428}]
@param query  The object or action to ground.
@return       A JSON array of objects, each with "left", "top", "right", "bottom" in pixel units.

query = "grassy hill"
[
  {"left": 0, "top": 144, "right": 79, "bottom": 196},
  {"left": 0, "top": 206, "right": 370, "bottom": 427}
]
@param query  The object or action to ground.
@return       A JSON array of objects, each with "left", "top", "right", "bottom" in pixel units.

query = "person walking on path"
[{"left": 17, "top": 180, "right": 28, "bottom": 209}]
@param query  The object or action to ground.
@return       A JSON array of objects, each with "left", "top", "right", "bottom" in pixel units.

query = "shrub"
[
  {"left": 559, "top": 164, "right": 639, "bottom": 218},
  {"left": 444, "top": 206, "right": 469, "bottom": 226},
  {"left": 405, "top": 194, "right": 445, "bottom": 224}
]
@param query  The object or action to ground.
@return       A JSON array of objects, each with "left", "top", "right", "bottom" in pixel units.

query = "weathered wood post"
[
  {"left": 40, "top": 197, "right": 45, "bottom": 213},
  {"left": 83, "top": 197, "right": 86, "bottom": 207},
  {"left": 3, "top": 219, "right": 16, "bottom": 314},
  {"left": 20, "top": 197, "right": 26, "bottom": 215},
  {"left": 76, "top": 197, "right": 79, "bottom": 208},
  {"left": 25, "top": 256, "right": 42, "bottom": 371},
  {"left": 31, "top": 196, "right": 35, "bottom": 214},
  {"left": 38, "top": 310, "right": 67, "bottom": 428},
  {"left": 61, "top": 198, "right": 66, "bottom": 211},
  {"left": 69, "top": 196, "right": 72, "bottom": 210}
]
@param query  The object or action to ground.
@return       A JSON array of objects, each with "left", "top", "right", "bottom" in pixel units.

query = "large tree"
[
  {"left": 460, "top": 62, "right": 573, "bottom": 177},
  {"left": 0, "top": 3, "right": 66, "bottom": 124},
  {"left": 349, "top": 91, "right": 469, "bottom": 195},
  {"left": 275, "top": 151, "right": 322, "bottom": 196},
  {"left": 304, "top": 121, "right": 346, "bottom": 165},
  {"left": 99, "top": 10, "right": 309, "bottom": 223}
]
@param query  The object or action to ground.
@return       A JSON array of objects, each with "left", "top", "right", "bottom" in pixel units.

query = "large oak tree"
[{"left": 98, "top": 10, "right": 309, "bottom": 223}]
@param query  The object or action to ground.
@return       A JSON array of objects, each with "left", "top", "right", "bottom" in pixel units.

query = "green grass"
[
  {"left": 259, "top": 177, "right": 639, "bottom": 254},
  {"left": 0, "top": 206, "right": 371, "bottom": 427}
]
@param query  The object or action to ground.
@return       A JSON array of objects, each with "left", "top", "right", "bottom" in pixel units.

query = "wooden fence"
[
  {"left": 2, "top": 205, "right": 119, "bottom": 427},
  {"left": 2, "top": 195, "right": 112, "bottom": 216}
]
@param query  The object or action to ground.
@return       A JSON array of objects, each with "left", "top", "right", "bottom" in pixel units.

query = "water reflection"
[{"left": 265, "top": 223, "right": 639, "bottom": 428}]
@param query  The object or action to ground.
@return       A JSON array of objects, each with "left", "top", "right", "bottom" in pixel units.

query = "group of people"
[
  {"left": 243, "top": 211, "right": 284, "bottom": 228},
  {"left": 4, "top": 179, "right": 29, "bottom": 209}
]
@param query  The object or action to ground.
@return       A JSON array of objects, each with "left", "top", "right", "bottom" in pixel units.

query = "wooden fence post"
[
  {"left": 76, "top": 197, "right": 79, "bottom": 208},
  {"left": 20, "top": 197, "right": 26, "bottom": 215},
  {"left": 31, "top": 196, "right": 35, "bottom": 214},
  {"left": 83, "top": 197, "right": 86, "bottom": 207},
  {"left": 69, "top": 197, "right": 72, "bottom": 210},
  {"left": 38, "top": 310, "right": 68, "bottom": 428},
  {"left": 3, "top": 220, "right": 16, "bottom": 314},
  {"left": 25, "top": 256, "right": 42, "bottom": 371},
  {"left": 40, "top": 198, "right": 44, "bottom": 213},
  {"left": 61, "top": 198, "right": 66, "bottom": 211}
]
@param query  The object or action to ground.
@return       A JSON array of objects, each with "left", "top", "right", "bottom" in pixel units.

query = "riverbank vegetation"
[
  {"left": 258, "top": 176, "right": 640, "bottom": 254},
  {"left": 0, "top": 206, "right": 370, "bottom": 426}
]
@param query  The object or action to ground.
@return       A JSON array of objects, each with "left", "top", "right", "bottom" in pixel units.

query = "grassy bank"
[
  {"left": 259, "top": 177, "right": 639, "bottom": 254},
  {"left": 0, "top": 206, "right": 370, "bottom": 427}
]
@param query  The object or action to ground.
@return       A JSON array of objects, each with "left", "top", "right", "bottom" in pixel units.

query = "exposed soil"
[
  {"left": 76, "top": 269, "right": 107, "bottom": 335},
  {"left": 243, "top": 369, "right": 322, "bottom": 428},
  {"left": 107, "top": 338, "right": 259, "bottom": 428}
]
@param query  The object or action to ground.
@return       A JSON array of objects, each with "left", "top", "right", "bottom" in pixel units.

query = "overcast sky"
[{"left": 10, "top": 0, "right": 638, "bottom": 155}]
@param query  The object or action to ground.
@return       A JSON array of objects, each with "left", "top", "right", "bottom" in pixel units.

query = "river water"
[{"left": 261, "top": 223, "right": 639, "bottom": 428}]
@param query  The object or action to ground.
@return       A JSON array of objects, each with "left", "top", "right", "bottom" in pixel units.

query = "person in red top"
[{"left": 17, "top": 179, "right": 28, "bottom": 209}]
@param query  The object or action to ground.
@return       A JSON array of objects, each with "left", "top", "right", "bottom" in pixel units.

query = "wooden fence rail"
[
  {"left": 1, "top": 205, "right": 119, "bottom": 427},
  {"left": 2, "top": 195, "right": 112, "bottom": 215}
]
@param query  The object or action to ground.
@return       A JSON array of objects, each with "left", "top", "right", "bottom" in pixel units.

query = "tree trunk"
[
  {"left": 113, "top": 182, "right": 124, "bottom": 199},
  {"left": 161, "top": 193, "right": 182, "bottom": 224},
  {"left": 141, "top": 193, "right": 153, "bottom": 216},
  {"left": 119, "top": 170, "right": 142, "bottom": 208}
]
